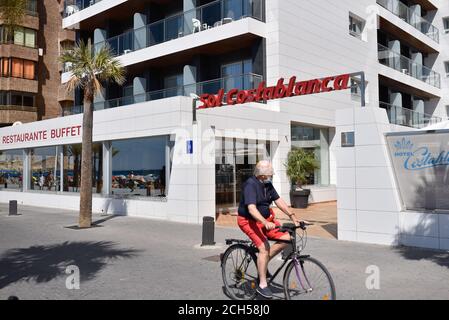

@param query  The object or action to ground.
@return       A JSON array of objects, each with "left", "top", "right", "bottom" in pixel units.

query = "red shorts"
[{"left": 238, "top": 209, "right": 289, "bottom": 248}]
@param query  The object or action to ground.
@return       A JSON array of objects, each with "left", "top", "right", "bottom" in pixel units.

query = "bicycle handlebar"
[{"left": 275, "top": 221, "right": 314, "bottom": 232}]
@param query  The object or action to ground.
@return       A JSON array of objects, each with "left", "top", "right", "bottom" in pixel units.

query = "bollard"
[
  {"left": 201, "top": 216, "right": 216, "bottom": 246},
  {"left": 9, "top": 200, "right": 18, "bottom": 216}
]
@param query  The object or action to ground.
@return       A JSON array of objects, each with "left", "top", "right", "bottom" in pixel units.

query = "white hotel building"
[{"left": 0, "top": 0, "right": 449, "bottom": 250}]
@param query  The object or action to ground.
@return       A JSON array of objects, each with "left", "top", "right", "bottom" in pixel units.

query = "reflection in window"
[
  {"left": 62, "top": 143, "right": 103, "bottom": 193},
  {"left": 111, "top": 136, "right": 169, "bottom": 197},
  {"left": 291, "top": 124, "right": 330, "bottom": 186},
  {"left": 30, "top": 147, "right": 60, "bottom": 192},
  {"left": 0, "top": 150, "right": 23, "bottom": 190}
]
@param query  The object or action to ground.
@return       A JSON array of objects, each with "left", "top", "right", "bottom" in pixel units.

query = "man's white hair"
[{"left": 254, "top": 160, "right": 274, "bottom": 176}]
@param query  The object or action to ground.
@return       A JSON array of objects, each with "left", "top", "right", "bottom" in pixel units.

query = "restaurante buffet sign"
[{"left": 1, "top": 125, "right": 82, "bottom": 146}]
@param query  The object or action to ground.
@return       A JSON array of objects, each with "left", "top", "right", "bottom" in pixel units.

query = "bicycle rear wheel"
[
  {"left": 283, "top": 256, "right": 336, "bottom": 300},
  {"left": 221, "top": 244, "right": 258, "bottom": 300}
]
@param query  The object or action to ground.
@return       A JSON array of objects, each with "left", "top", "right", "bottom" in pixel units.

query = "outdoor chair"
[{"left": 192, "top": 19, "right": 202, "bottom": 33}]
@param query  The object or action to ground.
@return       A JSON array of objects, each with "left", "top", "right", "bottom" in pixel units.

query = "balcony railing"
[
  {"left": 377, "top": 0, "right": 439, "bottom": 43},
  {"left": 378, "top": 44, "right": 441, "bottom": 88},
  {"left": 380, "top": 102, "right": 443, "bottom": 129},
  {"left": 64, "top": 0, "right": 102, "bottom": 17},
  {"left": 95, "top": 0, "right": 264, "bottom": 57},
  {"left": 64, "top": 73, "right": 263, "bottom": 115}
]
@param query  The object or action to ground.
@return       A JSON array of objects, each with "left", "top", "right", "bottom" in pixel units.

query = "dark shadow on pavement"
[
  {"left": 321, "top": 223, "right": 338, "bottom": 239},
  {"left": 394, "top": 245, "right": 449, "bottom": 269},
  {"left": 0, "top": 241, "right": 141, "bottom": 289},
  {"left": 92, "top": 215, "right": 121, "bottom": 226}
]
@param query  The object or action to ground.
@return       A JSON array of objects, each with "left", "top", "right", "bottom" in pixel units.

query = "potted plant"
[{"left": 285, "top": 149, "right": 319, "bottom": 208}]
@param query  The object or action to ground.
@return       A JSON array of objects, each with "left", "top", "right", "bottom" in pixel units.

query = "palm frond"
[
  {"left": 0, "top": 0, "right": 27, "bottom": 37},
  {"left": 59, "top": 39, "right": 125, "bottom": 96}
]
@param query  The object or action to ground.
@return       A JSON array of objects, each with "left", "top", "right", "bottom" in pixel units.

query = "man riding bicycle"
[{"left": 237, "top": 160, "right": 302, "bottom": 299}]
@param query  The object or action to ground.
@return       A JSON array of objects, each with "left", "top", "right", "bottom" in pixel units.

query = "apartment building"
[
  {"left": 0, "top": 0, "right": 75, "bottom": 126},
  {"left": 0, "top": 0, "right": 448, "bottom": 249}
]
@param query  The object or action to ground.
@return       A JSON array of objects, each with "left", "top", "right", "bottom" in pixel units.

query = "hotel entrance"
[{"left": 215, "top": 137, "right": 271, "bottom": 215}]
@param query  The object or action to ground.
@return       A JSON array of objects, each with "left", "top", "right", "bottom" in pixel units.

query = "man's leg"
[
  {"left": 269, "top": 234, "right": 291, "bottom": 260},
  {"left": 257, "top": 241, "right": 270, "bottom": 288}
]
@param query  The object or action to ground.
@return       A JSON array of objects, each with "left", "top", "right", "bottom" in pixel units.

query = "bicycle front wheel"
[
  {"left": 283, "top": 256, "right": 336, "bottom": 300},
  {"left": 221, "top": 244, "right": 259, "bottom": 300}
]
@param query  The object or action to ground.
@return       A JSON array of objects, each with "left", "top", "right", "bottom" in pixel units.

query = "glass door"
[{"left": 215, "top": 137, "right": 271, "bottom": 214}]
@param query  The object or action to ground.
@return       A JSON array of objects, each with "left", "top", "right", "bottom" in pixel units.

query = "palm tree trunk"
[{"left": 79, "top": 94, "right": 94, "bottom": 228}]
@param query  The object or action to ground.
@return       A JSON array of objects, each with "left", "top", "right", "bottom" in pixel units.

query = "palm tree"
[
  {"left": 60, "top": 40, "right": 125, "bottom": 228},
  {"left": 0, "top": 0, "right": 27, "bottom": 40}
]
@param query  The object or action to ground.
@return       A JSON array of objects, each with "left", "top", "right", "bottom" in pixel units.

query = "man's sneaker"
[{"left": 256, "top": 286, "right": 273, "bottom": 299}]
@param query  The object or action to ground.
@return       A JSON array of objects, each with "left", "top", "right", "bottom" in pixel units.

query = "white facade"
[{"left": 1, "top": 0, "right": 448, "bottom": 249}]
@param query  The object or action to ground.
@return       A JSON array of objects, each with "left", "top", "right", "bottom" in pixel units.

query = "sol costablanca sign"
[{"left": 198, "top": 73, "right": 351, "bottom": 109}]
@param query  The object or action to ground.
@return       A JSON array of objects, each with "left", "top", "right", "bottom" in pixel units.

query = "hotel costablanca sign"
[
  {"left": 198, "top": 73, "right": 351, "bottom": 109},
  {"left": 386, "top": 132, "right": 449, "bottom": 211}
]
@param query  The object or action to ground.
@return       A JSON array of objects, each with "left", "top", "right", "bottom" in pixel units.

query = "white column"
[
  {"left": 60, "top": 148, "right": 64, "bottom": 192},
  {"left": 413, "top": 99, "right": 425, "bottom": 127},
  {"left": 411, "top": 52, "right": 423, "bottom": 80},
  {"left": 102, "top": 142, "right": 112, "bottom": 196},
  {"left": 22, "top": 149, "right": 30, "bottom": 192},
  {"left": 409, "top": 5, "right": 421, "bottom": 29},
  {"left": 134, "top": 13, "right": 147, "bottom": 51},
  {"left": 183, "top": 64, "right": 197, "bottom": 95},
  {"left": 390, "top": 92, "right": 403, "bottom": 125},
  {"left": 388, "top": 40, "right": 401, "bottom": 71},
  {"left": 184, "top": 0, "right": 196, "bottom": 35},
  {"left": 133, "top": 77, "right": 147, "bottom": 103}
]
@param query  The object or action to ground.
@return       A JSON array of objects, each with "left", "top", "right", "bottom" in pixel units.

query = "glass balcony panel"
[
  {"left": 66, "top": 74, "right": 263, "bottom": 116},
  {"left": 377, "top": 44, "right": 441, "bottom": 88},
  {"left": 380, "top": 102, "right": 443, "bottom": 129},
  {"left": 376, "top": 0, "right": 439, "bottom": 43}
]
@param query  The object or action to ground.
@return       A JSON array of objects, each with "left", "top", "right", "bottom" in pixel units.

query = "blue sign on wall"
[{"left": 186, "top": 140, "right": 193, "bottom": 154}]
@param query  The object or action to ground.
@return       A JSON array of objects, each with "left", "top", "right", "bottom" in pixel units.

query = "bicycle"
[{"left": 221, "top": 221, "right": 336, "bottom": 300}]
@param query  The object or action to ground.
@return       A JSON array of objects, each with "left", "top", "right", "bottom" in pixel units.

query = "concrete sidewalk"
[{"left": 0, "top": 204, "right": 448, "bottom": 300}]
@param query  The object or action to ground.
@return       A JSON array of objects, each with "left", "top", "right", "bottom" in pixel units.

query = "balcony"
[
  {"left": 377, "top": 0, "right": 439, "bottom": 43},
  {"left": 380, "top": 102, "right": 442, "bottom": 129},
  {"left": 378, "top": 44, "right": 440, "bottom": 88},
  {"left": 96, "top": 0, "right": 264, "bottom": 58},
  {"left": 64, "top": 73, "right": 263, "bottom": 115},
  {"left": 63, "top": 0, "right": 103, "bottom": 17}
]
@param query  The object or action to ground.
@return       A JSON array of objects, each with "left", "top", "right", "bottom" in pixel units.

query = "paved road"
[{"left": 0, "top": 204, "right": 448, "bottom": 300}]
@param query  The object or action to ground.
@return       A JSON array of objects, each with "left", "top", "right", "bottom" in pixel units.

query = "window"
[
  {"left": 0, "top": 58, "right": 36, "bottom": 79},
  {"left": 14, "top": 27, "right": 25, "bottom": 46},
  {"left": 23, "top": 60, "right": 35, "bottom": 79},
  {"left": 11, "top": 58, "right": 23, "bottom": 78},
  {"left": 111, "top": 136, "right": 170, "bottom": 197},
  {"left": 291, "top": 124, "right": 330, "bottom": 186},
  {"left": 1, "top": 58, "right": 10, "bottom": 77},
  {"left": 221, "top": 59, "right": 253, "bottom": 92},
  {"left": 62, "top": 143, "right": 103, "bottom": 193},
  {"left": 443, "top": 17, "right": 449, "bottom": 33},
  {"left": 24, "top": 28, "right": 36, "bottom": 47},
  {"left": 30, "top": 147, "right": 60, "bottom": 192},
  {"left": 0, "top": 26, "right": 36, "bottom": 47},
  {"left": 349, "top": 14, "right": 365, "bottom": 40},
  {"left": 0, "top": 91, "right": 35, "bottom": 107},
  {"left": 0, "top": 150, "right": 23, "bottom": 191}
]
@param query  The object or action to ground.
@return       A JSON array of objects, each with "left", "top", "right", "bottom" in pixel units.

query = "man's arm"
[
  {"left": 248, "top": 204, "right": 276, "bottom": 230},
  {"left": 275, "top": 198, "right": 300, "bottom": 224}
]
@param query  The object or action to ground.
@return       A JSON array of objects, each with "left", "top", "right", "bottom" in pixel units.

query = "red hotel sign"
[{"left": 198, "top": 74, "right": 351, "bottom": 109}]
